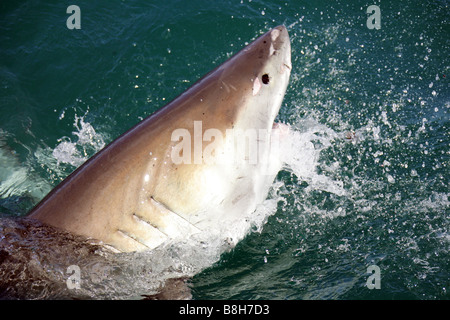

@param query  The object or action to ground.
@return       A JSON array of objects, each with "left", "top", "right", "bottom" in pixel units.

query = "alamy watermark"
[
  {"left": 366, "top": 5, "right": 381, "bottom": 30},
  {"left": 66, "top": 265, "right": 81, "bottom": 290},
  {"left": 366, "top": 265, "right": 381, "bottom": 289},
  {"left": 170, "top": 121, "right": 286, "bottom": 173},
  {"left": 66, "top": 5, "right": 81, "bottom": 30}
]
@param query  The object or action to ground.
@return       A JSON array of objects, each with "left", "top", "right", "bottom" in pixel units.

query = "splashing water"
[
  {"left": 52, "top": 114, "right": 105, "bottom": 167},
  {"left": 280, "top": 120, "right": 346, "bottom": 197}
]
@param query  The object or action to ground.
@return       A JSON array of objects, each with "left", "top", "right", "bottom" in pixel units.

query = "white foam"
[
  {"left": 52, "top": 114, "right": 105, "bottom": 167},
  {"left": 0, "top": 133, "right": 52, "bottom": 209},
  {"left": 280, "top": 119, "right": 346, "bottom": 197}
]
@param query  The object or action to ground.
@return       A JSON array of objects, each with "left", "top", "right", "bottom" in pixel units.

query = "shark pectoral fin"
[{"left": 134, "top": 197, "right": 201, "bottom": 241}]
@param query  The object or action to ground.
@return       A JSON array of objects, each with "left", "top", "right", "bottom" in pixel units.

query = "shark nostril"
[{"left": 262, "top": 74, "right": 270, "bottom": 84}]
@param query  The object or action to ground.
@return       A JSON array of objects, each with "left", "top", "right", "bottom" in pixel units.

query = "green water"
[{"left": 0, "top": 1, "right": 448, "bottom": 299}]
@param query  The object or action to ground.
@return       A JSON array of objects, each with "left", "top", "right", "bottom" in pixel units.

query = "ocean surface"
[{"left": 0, "top": 0, "right": 448, "bottom": 299}]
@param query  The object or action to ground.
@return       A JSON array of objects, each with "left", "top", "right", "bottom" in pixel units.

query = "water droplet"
[{"left": 387, "top": 174, "right": 395, "bottom": 183}]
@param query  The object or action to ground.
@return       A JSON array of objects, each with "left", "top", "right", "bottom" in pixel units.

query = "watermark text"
[{"left": 66, "top": 5, "right": 81, "bottom": 30}]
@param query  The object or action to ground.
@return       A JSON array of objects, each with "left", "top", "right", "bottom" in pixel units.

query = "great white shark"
[{"left": 27, "top": 25, "right": 292, "bottom": 253}]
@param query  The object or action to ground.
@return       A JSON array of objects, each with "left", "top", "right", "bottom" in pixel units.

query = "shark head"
[
  {"left": 28, "top": 26, "right": 291, "bottom": 252},
  {"left": 211, "top": 25, "right": 291, "bottom": 131}
]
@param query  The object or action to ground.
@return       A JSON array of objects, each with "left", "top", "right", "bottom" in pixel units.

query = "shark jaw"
[{"left": 28, "top": 26, "right": 291, "bottom": 252}]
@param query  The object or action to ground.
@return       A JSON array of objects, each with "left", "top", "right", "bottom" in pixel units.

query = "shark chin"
[{"left": 28, "top": 25, "right": 292, "bottom": 253}]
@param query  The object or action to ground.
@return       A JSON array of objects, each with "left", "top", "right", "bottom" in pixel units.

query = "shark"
[{"left": 27, "top": 25, "right": 292, "bottom": 253}]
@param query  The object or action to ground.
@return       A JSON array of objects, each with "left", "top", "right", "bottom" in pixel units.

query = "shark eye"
[{"left": 261, "top": 74, "right": 270, "bottom": 85}]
